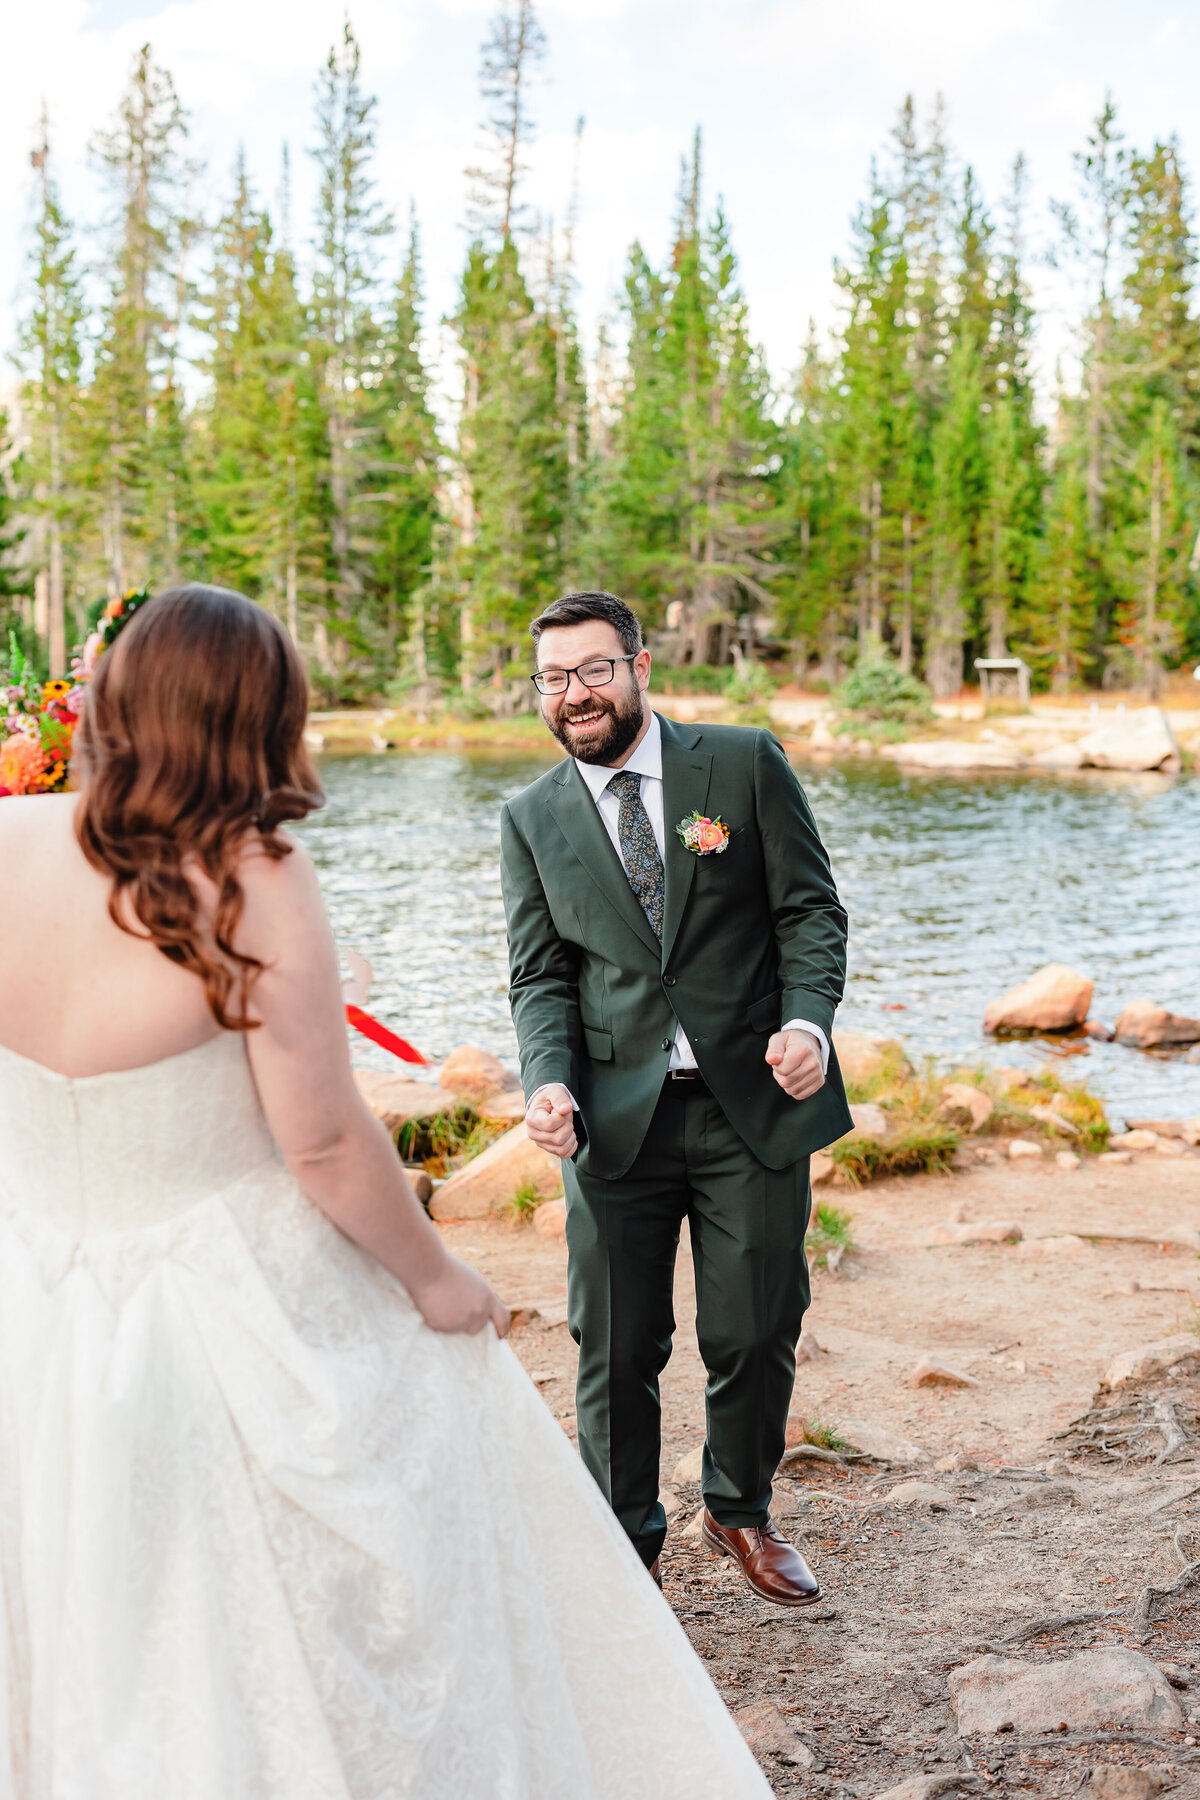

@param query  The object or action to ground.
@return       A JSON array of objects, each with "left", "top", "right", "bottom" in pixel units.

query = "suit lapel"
[
  {"left": 545, "top": 759, "right": 662, "bottom": 958},
  {"left": 659, "top": 714, "right": 712, "bottom": 966}
]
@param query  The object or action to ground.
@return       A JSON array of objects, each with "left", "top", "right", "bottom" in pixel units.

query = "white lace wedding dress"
[{"left": 0, "top": 1032, "right": 772, "bottom": 1799}]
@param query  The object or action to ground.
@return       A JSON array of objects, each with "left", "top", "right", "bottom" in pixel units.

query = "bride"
[{"left": 0, "top": 585, "right": 772, "bottom": 1799}]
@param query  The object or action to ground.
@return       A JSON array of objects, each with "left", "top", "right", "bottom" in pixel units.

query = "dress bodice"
[{"left": 0, "top": 1033, "right": 279, "bottom": 1235}]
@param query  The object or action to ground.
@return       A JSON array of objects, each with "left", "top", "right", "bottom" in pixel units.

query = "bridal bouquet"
[
  {"left": 0, "top": 592, "right": 149, "bottom": 797},
  {"left": 0, "top": 638, "right": 86, "bottom": 797}
]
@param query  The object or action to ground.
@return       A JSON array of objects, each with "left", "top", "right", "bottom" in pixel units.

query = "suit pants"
[{"left": 562, "top": 1078, "right": 811, "bottom": 1568}]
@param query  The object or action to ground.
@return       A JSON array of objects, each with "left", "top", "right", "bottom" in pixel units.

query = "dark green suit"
[{"left": 500, "top": 714, "right": 851, "bottom": 1562}]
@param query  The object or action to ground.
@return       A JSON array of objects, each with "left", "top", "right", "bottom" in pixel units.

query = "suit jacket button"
[
  {"left": 661, "top": 1038, "right": 672, "bottom": 1052},
  {"left": 663, "top": 976, "right": 676, "bottom": 987}
]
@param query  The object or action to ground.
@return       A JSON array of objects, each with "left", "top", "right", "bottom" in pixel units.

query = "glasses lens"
[
  {"left": 535, "top": 670, "right": 568, "bottom": 694},
  {"left": 579, "top": 660, "right": 616, "bottom": 687}
]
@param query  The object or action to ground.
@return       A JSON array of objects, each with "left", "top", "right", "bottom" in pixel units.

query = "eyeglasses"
[{"left": 530, "top": 654, "right": 638, "bottom": 696}]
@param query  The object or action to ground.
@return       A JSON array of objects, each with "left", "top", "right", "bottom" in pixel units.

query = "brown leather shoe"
[
  {"left": 701, "top": 1511, "right": 821, "bottom": 1607},
  {"left": 649, "top": 1556, "right": 663, "bottom": 1590}
]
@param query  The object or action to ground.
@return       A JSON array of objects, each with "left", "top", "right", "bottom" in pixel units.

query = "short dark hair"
[{"left": 529, "top": 590, "right": 643, "bottom": 656}]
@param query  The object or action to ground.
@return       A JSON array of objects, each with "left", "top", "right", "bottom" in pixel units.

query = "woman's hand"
[{"left": 410, "top": 1255, "right": 511, "bottom": 1338}]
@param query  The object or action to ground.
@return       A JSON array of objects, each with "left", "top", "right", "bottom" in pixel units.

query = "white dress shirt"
[{"left": 529, "top": 711, "right": 829, "bottom": 1110}]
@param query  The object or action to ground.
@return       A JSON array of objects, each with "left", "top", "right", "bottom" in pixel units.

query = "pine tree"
[
  {"left": 309, "top": 19, "right": 394, "bottom": 675},
  {"left": 364, "top": 216, "right": 443, "bottom": 678},
  {"left": 1022, "top": 444, "right": 1093, "bottom": 690},
  {"left": 18, "top": 112, "right": 87, "bottom": 673},
  {"left": 1112, "top": 397, "right": 1192, "bottom": 692},
  {"left": 84, "top": 43, "right": 199, "bottom": 595}
]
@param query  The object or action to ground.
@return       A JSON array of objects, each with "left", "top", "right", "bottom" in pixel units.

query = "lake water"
[{"left": 298, "top": 751, "right": 1200, "bottom": 1125}]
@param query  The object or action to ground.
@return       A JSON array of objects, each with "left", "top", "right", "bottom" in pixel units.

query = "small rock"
[
  {"left": 680, "top": 1508, "right": 705, "bottom": 1540},
  {"left": 885, "top": 1480, "right": 962, "bottom": 1510},
  {"left": 1009, "top": 1138, "right": 1044, "bottom": 1160},
  {"left": 1088, "top": 1766, "right": 1171, "bottom": 1800},
  {"left": 1126, "top": 1116, "right": 1200, "bottom": 1145},
  {"left": 839, "top": 1418, "right": 931, "bottom": 1464},
  {"left": 1114, "top": 999, "right": 1200, "bottom": 1049},
  {"left": 996, "top": 1477, "right": 1082, "bottom": 1511},
  {"left": 909, "top": 1357, "right": 980, "bottom": 1389},
  {"left": 672, "top": 1445, "right": 705, "bottom": 1486},
  {"left": 437, "top": 1044, "right": 514, "bottom": 1104},
  {"left": 430, "top": 1122, "right": 563, "bottom": 1221},
  {"left": 733, "top": 1700, "right": 816, "bottom": 1768},
  {"left": 991, "top": 1066, "right": 1028, "bottom": 1093},
  {"left": 948, "top": 1647, "right": 1184, "bottom": 1736},
  {"left": 533, "top": 1196, "right": 567, "bottom": 1240},
  {"left": 811, "top": 1150, "right": 835, "bottom": 1186},
  {"left": 660, "top": 1486, "right": 680, "bottom": 1519},
  {"left": 1082, "top": 1018, "right": 1116, "bottom": 1041},
  {"left": 353, "top": 1070, "right": 458, "bottom": 1135},
  {"left": 809, "top": 718, "right": 836, "bottom": 750},
  {"left": 1075, "top": 705, "right": 1180, "bottom": 773},
  {"left": 1016, "top": 1234, "right": 1091, "bottom": 1259},
  {"left": 941, "top": 1081, "right": 995, "bottom": 1130},
  {"left": 1154, "top": 1135, "right": 1186, "bottom": 1157},
  {"left": 796, "top": 1333, "right": 828, "bottom": 1363},
  {"left": 1109, "top": 1129, "right": 1160, "bottom": 1151},
  {"left": 1098, "top": 1150, "right": 1133, "bottom": 1164},
  {"left": 922, "top": 1220, "right": 1023, "bottom": 1247},
  {"left": 935, "top": 1450, "right": 979, "bottom": 1473},
  {"left": 1029, "top": 1103, "right": 1080, "bottom": 1136},
  {"left": 870, "top": 1777, "right": 975, "bottom": 1800},
  {"left": 841, "top": 1101, "right": 890, "bottom": 1142},
  {"left": 832, "top": 1031, "right": 912, "bottom": 1085},
  {"left": 984, "top": 964, "right": 1094, "bottom": 1035},
  {"left": 1103, "top": 1334, "right": 1200, "bottom": 1388},
  {"left": 404, "top": 1166, "right": 434, "bottom": 1204},
  {"left": 1056, "top": 1150, "right": 1082, "bottom": 1170}
]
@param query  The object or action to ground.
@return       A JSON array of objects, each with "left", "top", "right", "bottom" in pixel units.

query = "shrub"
[
  {"left": 834, "top": 657, "right": 934, "bottom": 725},
  {"left": 808, "top": 1201, "right": 857, "bottom": 1267},
  {"left": 796, "top": 1416, "right": 850, "bottom": 1452}
]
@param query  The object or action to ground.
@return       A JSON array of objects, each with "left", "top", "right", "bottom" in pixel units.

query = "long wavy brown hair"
[{"left": 74, "top": 584, "right": 324, "bottom": 1029}]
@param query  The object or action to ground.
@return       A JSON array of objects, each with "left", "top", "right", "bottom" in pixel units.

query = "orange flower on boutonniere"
[{"left": 676, "top": 811, "right": 730, "bottom": 855}]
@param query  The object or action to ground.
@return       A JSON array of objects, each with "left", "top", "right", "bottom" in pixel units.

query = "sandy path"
[{"left": 441, "top": 1156, "right": 1200, "bottom": 1798}]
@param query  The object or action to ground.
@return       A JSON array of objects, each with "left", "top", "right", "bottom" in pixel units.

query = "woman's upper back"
[{"left": 0, "top": 794, "right": 221, "bottom": 1078}]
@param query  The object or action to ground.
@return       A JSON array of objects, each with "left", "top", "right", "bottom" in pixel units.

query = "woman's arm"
[{"left": 233, "top": 838, "right": 508, "bottom": 1338}]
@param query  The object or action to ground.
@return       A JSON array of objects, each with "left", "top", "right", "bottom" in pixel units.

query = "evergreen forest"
[{"left": 4, "top": 4, "right": 1199, "bottom": 705}]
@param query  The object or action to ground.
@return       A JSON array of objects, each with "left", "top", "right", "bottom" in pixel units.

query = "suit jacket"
[{"left": 499, "top": 713, "right": 853, "bottom": 1180}]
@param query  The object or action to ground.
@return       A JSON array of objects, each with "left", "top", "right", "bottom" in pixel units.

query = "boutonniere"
[{"left": 676, "top": 811, "right": 731, "bottom": 856}]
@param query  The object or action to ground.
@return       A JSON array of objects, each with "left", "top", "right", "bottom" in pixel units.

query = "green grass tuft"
[
  {"left": 808, "top": 1201, "right": 857, "bottom": 1267},
  {"left": 797, "top": 1416, "right": 850, "bottom": 1452},
  {"left": 509, "top": 1180, "right": 543, "bottom": 1222},
  {"left": 395, "top": 1106, "right": 507, "bottom": 1170},
  {"left": 832, "top": 1128, "right": 960, "bottom": 1186}
]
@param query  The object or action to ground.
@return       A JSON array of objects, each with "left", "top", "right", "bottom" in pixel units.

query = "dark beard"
[{"left": 546, "top": 683, "right": 646, "bottom": 764}]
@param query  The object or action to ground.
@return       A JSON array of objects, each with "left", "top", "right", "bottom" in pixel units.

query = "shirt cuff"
[
  {"left": 782, "top": 1019, "right": 830, "bottom": 1073},
  {"left": 527, "top": 1082, "right": 579, "bottom": 1113}
]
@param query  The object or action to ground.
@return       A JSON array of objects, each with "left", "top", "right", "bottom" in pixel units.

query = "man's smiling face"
[{"left": 536, "top": 620, "right": 652, "bottom": 765}]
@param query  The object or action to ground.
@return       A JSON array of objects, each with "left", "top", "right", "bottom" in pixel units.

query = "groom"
[{"left": 500, "top": 591, "right": 852, "bottom": 1605}]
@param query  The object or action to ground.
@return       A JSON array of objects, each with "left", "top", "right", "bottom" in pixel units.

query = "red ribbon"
[{"left": 344, "top": 1004, "right": 430, "bottom": 1067}]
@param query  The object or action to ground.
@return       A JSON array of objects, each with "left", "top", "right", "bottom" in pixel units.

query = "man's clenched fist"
[
  {"left": 764, "top": 1029, "right": 825, "bottom": 1101},
  {"left": 525, "top": 1084, "right": 578, "bottom": 1159}
]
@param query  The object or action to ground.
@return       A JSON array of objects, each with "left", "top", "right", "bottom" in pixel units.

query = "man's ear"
[{"left": 635, "top": 649, "right": 652, "bottom": 692}]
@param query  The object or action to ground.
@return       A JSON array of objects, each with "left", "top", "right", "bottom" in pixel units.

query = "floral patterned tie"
[{"left": 607, "top": 770, "right": 664, "bottom": 942}]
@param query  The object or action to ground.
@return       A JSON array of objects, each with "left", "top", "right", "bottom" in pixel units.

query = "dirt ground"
[{"left": 442, "top": 1153, "right": 1200, "bottom": 1798}]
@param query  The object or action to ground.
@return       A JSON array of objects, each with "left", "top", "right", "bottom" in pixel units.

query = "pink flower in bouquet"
[
  {"left": 82, "top": 632, "right": 103, "bottom": 677},
  {"left": 0, "top": 733, "right": 50, "bottom": 796},
  {"left": 65, "top": 685, "right": 87, "bottom": 716},
  {"left": 695, "top": 818, "right": 726, "bottom": 852}
]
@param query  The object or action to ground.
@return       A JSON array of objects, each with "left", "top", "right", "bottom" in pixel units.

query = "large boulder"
[
  {"left": 353, "top": 1070, "right": 458, "bottom": 1135},
  {"left": 833, "top": 1031, "right": 911, "bottom": 1085},
  {"left": 1102, "top": 1334, "right": 1200, "bottom": 1388},
  {"left": 1113, "top": 999, "right": 1200, "bottom": 1048},
  {"left": 948, "top": 1648, "right": 1183, "bottom": 1736},
  {"left": 839, "top": 1102, "right": 890, "bottom": 1142},
  {"left": 437, "top": 1044, "right": 514, "bottom": 1104},
  {"left": 838, "top": 1417, "right": 931, "bottom": 1465},
  {"left": 1032, "top": 740, "right": 1086, "bottom": 770},
  {"left": 984, "top": 963, "right": 1094, "bottom": 1034},
  {"left": 881, "top": 740, "right": 1024, "bottom": 770},
  {"left": 429, "top": 1121, "right": 563, "bottom": 1221},
  {"left": 1075, "top": 706, "right": 1180, "bottom": 772}
]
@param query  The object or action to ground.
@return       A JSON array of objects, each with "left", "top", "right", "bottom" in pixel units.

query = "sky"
[{"left": 3, "top": 0, "right": 1199, "bottom": 417}]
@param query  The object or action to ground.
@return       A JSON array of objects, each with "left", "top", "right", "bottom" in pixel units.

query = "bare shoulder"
[
  {"left": 234, "top": 832, "right": 327, "bottom": 949},
  {"left": 0, "top": 792, "right": 83, "bottom": 866}
]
